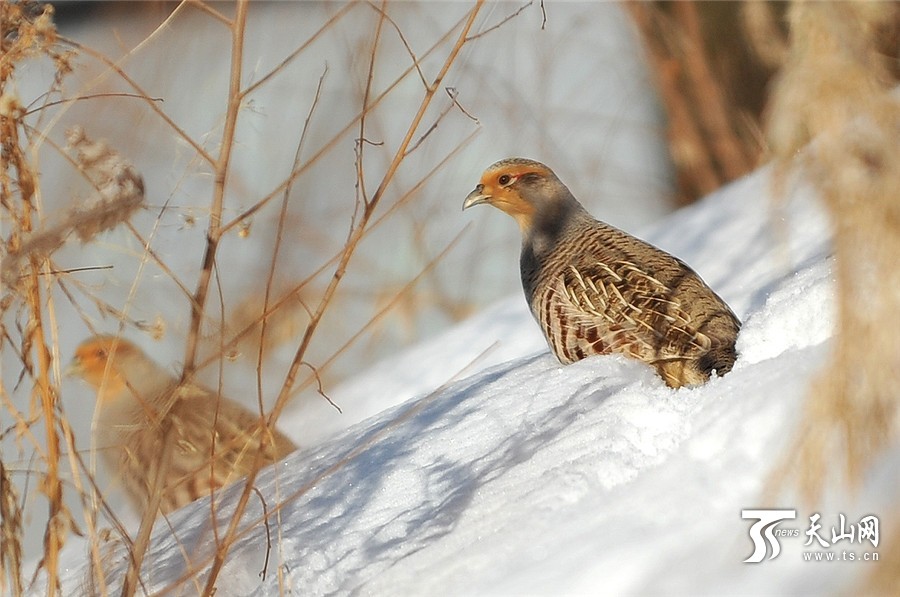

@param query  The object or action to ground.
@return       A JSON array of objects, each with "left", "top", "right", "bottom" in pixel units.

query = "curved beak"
[{"left": 463, "top": 184, "right": 491, "bottom": 210}]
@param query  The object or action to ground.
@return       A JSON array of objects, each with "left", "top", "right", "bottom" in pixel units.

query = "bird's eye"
[
  {"left": 498, "top": 174, "right": 512, "bottom": 186},
  {"left": 96, "top": 349, "right": 108, "bottom": 359}
]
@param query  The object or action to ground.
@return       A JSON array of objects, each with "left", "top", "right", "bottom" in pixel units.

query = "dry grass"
[
  {"left": 766, "top": 0, "right": 899, "bottom": 502},
  {"left": 1, "top": 0, "right": 528, "bottom": 594},
  {"left": 761, "top": 2, "right": 899, "bottom": 591},
  {"left": 2, "top": 3, "right": 79, "bottom": 595}
]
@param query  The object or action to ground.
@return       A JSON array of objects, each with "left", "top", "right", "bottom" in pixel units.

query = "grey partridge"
[
  {"left": 68, "top": 335, "right": 296, "bottom": 515},
  {"left": 463, "top": 157, "right": 740, "bottom": 388}
]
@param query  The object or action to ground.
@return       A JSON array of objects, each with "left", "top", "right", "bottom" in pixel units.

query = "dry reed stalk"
[
  {"left": 1, "top": 461, "right": 24, "bottom": 596},
  {"left": 2, "top": 3, "right": 77, "bottom": 595},
  {"left": 765, "top": 0, "right": 900, "bottom": 504},
  {"left": 3, "top": 5, "right": 172, "bottom": 596}
]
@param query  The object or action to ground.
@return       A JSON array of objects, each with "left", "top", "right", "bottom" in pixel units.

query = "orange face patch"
[
  {"left": 477, "top": 162, "right": 552, "bottom": 230},
  {"left": 71, "top": 336, "right": 137, "bottom": 396}
]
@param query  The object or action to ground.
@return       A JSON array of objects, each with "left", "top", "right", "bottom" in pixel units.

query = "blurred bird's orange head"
[
  {"left": 68, "top": 336, "right": 141, "bottom": 401},
  {"left": 463, "top": 158, "right": 571, "bottom": 233}
]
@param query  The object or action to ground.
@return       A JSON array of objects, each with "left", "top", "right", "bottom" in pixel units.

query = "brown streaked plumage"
[
  {"left": 68, "top": 335, "right": 296, "bottom": 515},
  {"left": 463, "top": 158, "right": 740, "bottom": 388}
]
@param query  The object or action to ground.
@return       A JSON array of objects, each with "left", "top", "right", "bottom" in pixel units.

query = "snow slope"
[{"left": 52, "top": 165, "right": 899, "bottom": 595}]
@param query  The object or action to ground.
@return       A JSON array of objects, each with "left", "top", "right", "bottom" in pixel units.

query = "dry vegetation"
[
  {"left": 765, "top": 0, "right": 899, "bottom": 503},
  {"left": 2, "top": 3, "right": 79, "bottom": 595},
  {"left": 1, "top": 0, "right": 515, "bottom": 594},
  {"left": 760, "top": 3, "right": 900, "bottom": 592}
]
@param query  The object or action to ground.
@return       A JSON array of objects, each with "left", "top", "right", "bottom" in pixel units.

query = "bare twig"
[
  {"left": 241, "top": 3, "right": 356, "bottom": 98},
  {"left": 191, "top": 127, "right": 478, "bottom": 383},
  {"left": 355, "top": 1, "right": 387, "bottom": 210},
  {"left": 251, "top": 487, "right": 272, "bottom": 581},
  {"left": 271, "top": 1, "right": 484, "bottom": 425},
  {"left": 365, "top": 2, "right": 429, "bottom": 89},
  {"left": 183, "top": 0, "right": 250, "bottom": 374},
  {"left": 404, "top": 90, "right": 465, "bottom": 157},
  {"left": 219, "top": 10, "right": 471, "bottom": 235},
  {"left": 186, "top": 0, "right": 232, "bottom": 26},
  {"left": 466, "top": 0, "right": 531, "bottom": 42},
  {"left": 446, "top": 86, "right": 480, "bottom": 124},
  {"left": 255, "top": 65, "right": 329, "bottom": 417},
  {"left": 24, "top": 93, "right": 163, "bottom": 116},
  {"left": 56, "top": 38, "right": 214, "bottom": 167},
  {"left": 293, "top": 224, "right": 471, "bottom": 402}
]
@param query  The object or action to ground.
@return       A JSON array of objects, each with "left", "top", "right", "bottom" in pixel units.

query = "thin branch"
[
  {"left": 366, "top": 1, "right": 429, "bottom": 89},
  {"left": 124, "top": 221, "right": 194, "bottom": 302},
  {"left": 186, "top": 0, "right": 232, "bottom": 26},
  {"left": 241, "top": 3, "right": 356, "bottom": 99},
  {"left": 193, "top": 128, "right": 479, "bottom": 377},
  {"left": 28, "top": 264, "right": 112, "bottom": 277},
  {"left": 355, "top": 2, "right": 387, "bottom": 209},
  {"left": 291, "top": 224, "right": 471, "bottom": 401},
  {"left": 24, "top": 93, "right": 164, "bottom": 116},
  {"left": 445, "top": 86, "right": 480, "bottom": 123},
  {"left": 466, "top": 0, "right": 532, "bottom": 42},
  {"left": 25, "top": 0, "right": 187, "bottom": 138},
  {"left": 56, "top": 38, "right": 214, "bottom": 167},
  {"left": 404, "top": 90, "right": 464, "bottom": 158},
  {"left": 183, "top": 0, "right": 250, "bottom": 374},
  {"left": 299, "top": 361, "right": 341, "bottom": 413},
  {"left": 256, "top": 65, "right": 329, "bottom": 417},
  {"left": 271, "top": 2, "right": 484, "bottom": 425},
  {"left": 251, "top": 487, "right": 272, "bottom": 581},
  {"left": 219, "top": 10, "right": 471, "bottom": 235}
]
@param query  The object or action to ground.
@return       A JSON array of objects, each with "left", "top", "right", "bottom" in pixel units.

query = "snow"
[{"left": 46, "top": 162, "right": 899, "bottom": 596}]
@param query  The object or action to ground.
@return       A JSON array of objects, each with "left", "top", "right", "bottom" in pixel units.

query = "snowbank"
[{"left": 53, "top": 165, "right": 899, "bottom": 596}]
